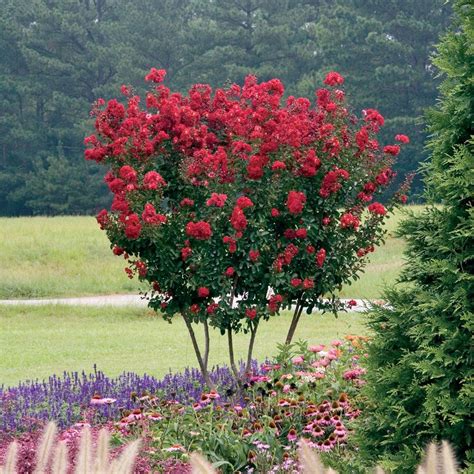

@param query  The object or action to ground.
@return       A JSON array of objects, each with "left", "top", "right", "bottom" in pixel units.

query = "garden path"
[{"left": 0, "top": 295, "right": 386, "bottom": 312}]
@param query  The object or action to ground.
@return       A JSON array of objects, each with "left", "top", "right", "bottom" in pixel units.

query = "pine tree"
[
  {"left": 356, "top": 1, "right": 474, "bottom": 471},
  {"left": 298, "top": 0, "right": 452, "bottom": 197}
]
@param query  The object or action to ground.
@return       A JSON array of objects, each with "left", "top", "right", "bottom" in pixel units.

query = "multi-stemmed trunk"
[{"left": 182, "top": 313, "right": 212, "bottom": 388}]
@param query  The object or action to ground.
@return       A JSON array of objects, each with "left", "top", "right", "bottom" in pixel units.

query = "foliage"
[
  {"left": 87, "top": 69, "right": 408, "bottom": 379},
  {"left": 355, "top": 1, "right": 474, "bottom": 471},
  {"left": 0, "top": 0, "right": 452, "bottom": 215}
]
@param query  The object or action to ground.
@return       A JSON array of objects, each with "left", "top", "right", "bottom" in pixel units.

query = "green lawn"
[
  {"left": 0, "top": 305, "right": 368, "bottom": 387},
  {"left": 0, "top": 216, "right": 143, "bottom": 298},
  {"left": 0, "top": 207, "right": 423, "bottom": 300}
]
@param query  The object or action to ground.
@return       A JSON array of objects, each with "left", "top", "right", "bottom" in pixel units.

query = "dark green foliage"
[
  {"left": 0, "top": 0, "right": 453, "bottom": 215},
  {"left": 356, "top": 1, "right": 474, "bottom": 471}
]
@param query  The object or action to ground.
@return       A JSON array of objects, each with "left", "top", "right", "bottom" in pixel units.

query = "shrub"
[
  {"left": 85, "top": 69, "right": 408, "bottom": 383},
  {"left": 355, "top": 1, "right": 474, "bottom": 471}
]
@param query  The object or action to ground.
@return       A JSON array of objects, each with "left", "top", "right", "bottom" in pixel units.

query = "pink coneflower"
[
  {"left": 148, "top": 412, "right": 163, "bottom": 421},
  {"left": 291, "top": 355, "right": 304, "bottom": 365},
  {"left": 192, "top": 402, "right": 203, "bottom": 411},
  {"left": 282, "top": 384, "right": 291, "bottom": 393},
  {"left": 303, "top": 423, "right": 314, "bottom": 433},
  {"left": 312, "top": 425, "right": 325, "bottom": 437},
  {"left": 308, "top": 344, "right": 325, "bottom": 353},
  {"left": 164, "top": 444, "right": 186, "bottom": 452},
  {"left": 278, "top": 399, "right": 290, "bottom": 407},
  {"left": 208, "top": 390, "right": 220, "bottom": 400},
  {"left": 319, "top": 439, "right": 333, "bottom": 452},
  {"left": 334, "top": 422, "right": 347, "bottom": 437},
  {"left": 287, "top": 428, "right": 297, "bottom": 442},
  {"left": 331, "top": 339, "right": 343, "bottom": 347}
]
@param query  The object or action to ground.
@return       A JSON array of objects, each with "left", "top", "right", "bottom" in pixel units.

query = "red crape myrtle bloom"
[{"left": 86, "top": 68, "right": 408, "bottom": 345}]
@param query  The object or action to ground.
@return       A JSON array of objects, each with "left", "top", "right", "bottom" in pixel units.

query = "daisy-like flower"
[
  {"left": 148, "top": 412, "right": 163, "bottom": 421},
  {"left": 287, "top": 428, "right": 298, "bottom": 442},
  {"left": 164, "top": 444, "right": 186, "bottom": 453}
]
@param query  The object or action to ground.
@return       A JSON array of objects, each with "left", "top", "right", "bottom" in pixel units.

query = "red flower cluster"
[
  {"left": 323, "top": 71, "right": 344, "bottom": 87},
  {"left": 249, "top": 250, "right": 260, "bottom": 262},
  {"left": 186, "top": 221, "right": 212, "bottom": 240},
  {"left": 319, "top": 168, "right": 349, "bottom": 198},
  {"left": 230, "top": 206, "right": 248, "bottom": 232},
  {"left": 268, "top": 294, "right": 283, "bottom": 313},
  {"left": 142, "top": 203, "right": 167, "bottom": 225},
  {"left": 316, "top": 248, "right": 327, "bottom": 268},
  {"left": 286, "top": 191, "right": 306, "bottom": 215},
  {"left": 206, "top": 193, "right": 227, "bottom": 207},
  {"left": 368, "top": 202, "right": 387, "bottom": 216},
  {"left": 340, "top": 213, "right": 360, "bottom": 230}
]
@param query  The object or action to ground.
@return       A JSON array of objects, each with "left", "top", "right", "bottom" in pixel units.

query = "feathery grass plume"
[
  {"left": 441, "top": 441, "right": 458, "bottom": 473},
  {"left": 298, "top": 439, "right": 326, "bottom": 474},
  {"left": 34, "top": 421, "right": 57, "bottom": 473},
  {"left": 74, "top": 425, "right": 92, "bottom": 474},
  {"left": 190, "top": 452, "right": 217, "bottom": 474},
  {"left": 93, "top": 428, "right": 111, "bottom": 473},
  {"left": 416, "top": 441, "right": 459, "bottom": 474},
  {"left": 425, "top": 442, "right": 438, "bottom": 473},
  {"left": 0, "top": 440, "right": 18, "bottom": 474},
  {"left": 51, "top": 441, "right": 68, "bottom": 474},
  {"left": 109, "top": 439, "right": 141, "bottom": 474}
]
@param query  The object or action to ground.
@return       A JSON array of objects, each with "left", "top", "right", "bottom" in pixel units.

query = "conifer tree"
[{"left": 356, "top": 1, "right": 473, "bottom": 471}]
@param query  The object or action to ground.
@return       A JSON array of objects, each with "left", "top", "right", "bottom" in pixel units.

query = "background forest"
[{"left": 0, "top": 0, "right": 452, "bottom": 215}]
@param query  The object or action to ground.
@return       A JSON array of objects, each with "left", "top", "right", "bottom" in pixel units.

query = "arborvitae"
[{"left": 356, "top": 1, "right": 473, "bottom": 471}]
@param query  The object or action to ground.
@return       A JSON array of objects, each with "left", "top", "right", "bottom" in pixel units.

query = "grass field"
[
  {"left": 0, "top": 207, "right": 422, "bottom": 300},
  {"left": 0, "top": 305, "right": 367, "bottom": 387}
]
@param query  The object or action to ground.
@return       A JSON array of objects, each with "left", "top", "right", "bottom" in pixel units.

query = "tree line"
[{"left": 0, "top": 0, "right": 452, "bottom": 215}]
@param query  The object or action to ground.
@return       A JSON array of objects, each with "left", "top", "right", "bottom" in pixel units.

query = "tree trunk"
[
  {"left": 182, "top": 314, "right": 213, "bottom": 388},
  {"left": 227, "top": 328, "right": 239, "bottom": 379},
  {"left": 285, "top": 297, "right": 305, "bottom": 345},
  {"left": 245, "top": 321, "right": 259, "bottom": 375}
]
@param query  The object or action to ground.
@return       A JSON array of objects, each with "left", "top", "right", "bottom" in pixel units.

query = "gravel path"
[{"left": 0, "top": 294, "right": 385, "bottom": 312}]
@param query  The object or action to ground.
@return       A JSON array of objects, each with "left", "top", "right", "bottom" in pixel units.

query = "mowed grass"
[
  {"left": 0, "top": 305, "right": 367, "bottom": 387},
  {"left": 0, "top": 207, "right": 423, "bottom": 300},
  {"left": 0, "top": 216, "right": 143, "bottom": 298}
]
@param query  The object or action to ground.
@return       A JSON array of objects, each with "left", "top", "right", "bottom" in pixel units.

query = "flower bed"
[{"left": 1, "top": 337, "right": 368, "bottom": 472}]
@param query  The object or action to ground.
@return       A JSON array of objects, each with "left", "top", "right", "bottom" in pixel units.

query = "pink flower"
[
  {"left": 309, "top": 344, "right": 325, "bottom": 353},
  {"left": 287, "top": 428, "right": 298, "bottom": 442},
  {"left": 292, "top": 356, "right": 304, "bottom": 365},
  {"left": 331, "top": 339, "right": 343, "bottom": 347}
]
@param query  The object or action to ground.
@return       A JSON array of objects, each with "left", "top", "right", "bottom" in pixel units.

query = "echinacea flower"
[
  {"left": 164, "top": 444, "right": 186, "bottom": 453},
  {"left": 287, "top": 428, "right": 298, "bottom": 442}
]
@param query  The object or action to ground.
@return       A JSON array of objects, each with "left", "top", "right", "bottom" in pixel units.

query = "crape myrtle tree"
[{"left": 86, "top": 69, "right": 408, "bottom": 386}]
